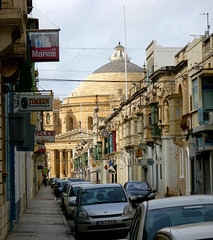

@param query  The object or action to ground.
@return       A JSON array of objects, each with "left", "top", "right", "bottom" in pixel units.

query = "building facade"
[
  {"left": 0, "top": 1, "right": 45, "bottom": 238},
  {"left": 44, "top": 43, "right": 145, "bottom": 183}
]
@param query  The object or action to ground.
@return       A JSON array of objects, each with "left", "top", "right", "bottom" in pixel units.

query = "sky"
[{"left": 32, "top": 0, "right": 213, "bottom": 101}]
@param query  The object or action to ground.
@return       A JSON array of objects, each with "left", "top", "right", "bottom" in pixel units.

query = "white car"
[
  {"left": 153, "top": 222, "right": 213, "bottom": 240},
  {"left": 128, "top": 195, "right": 213, "bottom": 240},
  {"left": 64, "top": 183, "right": 92, "bottom": 219}
]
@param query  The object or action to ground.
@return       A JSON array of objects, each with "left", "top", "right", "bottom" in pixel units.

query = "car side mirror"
[{"left": 69, "top": 200, "right": 76, "bottom": 206}]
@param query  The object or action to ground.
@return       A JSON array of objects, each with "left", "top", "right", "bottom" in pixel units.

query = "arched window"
[
  {"left": 68, "top": 117, "right": 74, "bottom": 131},
  {"left": 46, "top": 113, "right": 50, "bottom": 124},
  {"left": 88, "top": 116, "right": 93, "bottom": 130}
]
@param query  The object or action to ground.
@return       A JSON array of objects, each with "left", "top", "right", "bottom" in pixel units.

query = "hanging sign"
[
  {"left": 102, "top": 130, "right": 109, "bottom": 138},
  {"left": 35, "top": 130, "right": 55, "bottom": 142},
  {"left": 29, "top": 30, "right": 59, "bottom": 62},
  {"left": 19, "top": 95, "right": 53, "bottom": 111}
]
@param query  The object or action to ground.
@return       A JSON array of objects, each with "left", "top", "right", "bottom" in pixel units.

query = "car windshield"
[
  {"left": 144, "top": 204, "right": 213, "bottom": 240},
  {"left": 127, "top": 182, "right": 148, "bottom": 190},
  {"left": 80, "top": 187, "right": 127, "bottom": 205},
  {"left": 60, "top": 181, "right": 69, "bottom": 187},
  {"left": 70, "top": 186, "right": 81, "bottom": 197}
]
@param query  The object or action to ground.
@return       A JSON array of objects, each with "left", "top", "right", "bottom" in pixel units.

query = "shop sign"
[
  {"left": 197, "top": 136, "right": 213, "bottom": 151},
  {"left": 138, "top": 159, "right": 148, "bottom": 166},
  {"left": 29, "top": 30, "right": 59, "bottom": 62},
  {"left": 35, "top": 144, "right": 45, "bottom": 154},
  {"left": 19, "top": 95, "right": 53, "bottom": 111},
  {"left": 35, "top": 130, "right": 55, "bottom": 142},
  {"left": 136, "top": 148, "right": 142, "bottom": 158},
  {"left": 102, "top": 130, "right": 109, "bottom": 138}
]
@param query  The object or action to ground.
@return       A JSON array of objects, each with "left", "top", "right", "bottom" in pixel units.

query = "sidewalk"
[{"left": 6, "top": 186, "right": 74, "bottom": 240}]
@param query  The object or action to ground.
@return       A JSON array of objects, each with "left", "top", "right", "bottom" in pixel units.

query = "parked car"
[
  {"left": 64, "top": 183, "right": 92, "bottom": 219},
  {"left": 62, "top": 181, "right": 91, "bottom": 211},
  {"left": 51, "top": 178, "right": 59, "bottom": 188},
  {"left": 68, "top": 177, "right": 85, "bottom": 182},
  {"left": 128, "top": 195, "right": 213, "bottom": 240},
  {"left": 54, "top": 179, "right": 70, "bottom": 197},
  {"left": 124, "top": 181, "right": 155, "bottom": 207},
  {"left": 72, "top": 183, "right": 135, "bottom": 239},
  {"left": 49, "top": 177, "right": 57, "bottom": 187},
  {"left": 153, "top": 222, "right": 213, "bottom": 240},
  {"left": 61, "top": 182, "right": 72, "bottom": 209}
]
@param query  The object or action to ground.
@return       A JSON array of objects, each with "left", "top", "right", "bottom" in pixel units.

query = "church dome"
[
  {"left": 93, "top": 42, "right": 143, "bottom": 74},
  {"left": 68, "top": 42, "right": 144, "bottom": 98}
]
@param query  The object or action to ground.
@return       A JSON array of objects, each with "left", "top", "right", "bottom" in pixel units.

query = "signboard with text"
[
  {"left": 35, "top": 130, "right": 55, "bottom": 143},
  {"left": 19, "top": 95, "right": 53, "bottom": 111},
  {"left": 29, "top": 30, "right": 59, "bottom": 62}
]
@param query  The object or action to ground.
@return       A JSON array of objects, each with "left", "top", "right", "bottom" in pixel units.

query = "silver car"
[
  {"left": 128, "top": 195, "right": 213, "bottom": 240},
  {"left": 65, "top": 183, "right": 92, "bottom": 219},
  {"left": 63, "top": 181, "right": 91, "bottom": 214},
  {"left": 153, "top": 222, "right": 213, "bottom": 240},
  {"left": 72, "top": 183, "right": 135, "bottom": 239}
]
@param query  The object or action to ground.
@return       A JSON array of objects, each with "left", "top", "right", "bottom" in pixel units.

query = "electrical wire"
[{"left": 38, "top": 78, "right": 143, "bottom": 83}]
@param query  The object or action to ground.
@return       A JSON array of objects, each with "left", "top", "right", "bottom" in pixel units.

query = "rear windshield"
[
  {"left": 80, "top": 187, "right": 127, "bottom": 205},
  {"left": 60, "top": 181, "right": 69, "bottom": 187},
  {"left": 126, "top": 182, "right": 148, "bottom": 190},
  {"left": 144, "top": 204, "right": 213, "bottom": 240}
]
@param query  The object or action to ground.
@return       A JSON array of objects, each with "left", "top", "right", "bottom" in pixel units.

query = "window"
[
  {"left": 88, "top": 116, "right": 93, "bottom": 130},
  {"left": 192, "top": 78, "right": 198, "bottom": 109},
  {"left": 68, "top": 117, "right": 74, "bottom": 131},
  {"left": 202, "top": 77, "right": 213, "bottom": 107},
  {"left": 46, "top": 113, "right": 50, "bottom": 124},
  {"left": 135, "top": 120, "right": 137, "bottom": 134},
  {"left": 148, "top": 113, "right": 152, "bottom": 126},
  {"left": 179, "top": 148, "right": 184, "bottom": 178}
]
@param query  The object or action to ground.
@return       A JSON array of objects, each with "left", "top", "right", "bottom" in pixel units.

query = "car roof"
[
  {"left": 79, "top": 183, "right": 122, "bottom": 190},
  {"left": 145, "top": 195, "right": 213, "bottom": 210},
  {"left": 67, "top": 181, "right": 91, "bottom": 186},
  {"left": 72, "top": 183, "right": 92, "bottom": 188},
  {"left": 158, "top": 222, "right": 213, "bottom": 239},
  {"left": 125, "top": 181, "right": 147, "bottom": 183}
]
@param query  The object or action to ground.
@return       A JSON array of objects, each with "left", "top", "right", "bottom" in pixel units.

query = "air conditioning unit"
[{"left": 209, "top": 112, "right": 213, "bottom": 125}]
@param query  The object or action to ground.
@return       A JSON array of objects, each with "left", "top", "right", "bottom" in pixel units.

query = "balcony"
[{"left": 198, "top": 107, "right": 213, "bottom": 125}]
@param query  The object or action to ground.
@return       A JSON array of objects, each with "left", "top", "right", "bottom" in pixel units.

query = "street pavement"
[{"left": 6, "top": 186, "right": 74, "bottom": 240}]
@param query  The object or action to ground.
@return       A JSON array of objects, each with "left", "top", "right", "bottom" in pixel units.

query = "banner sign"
[
  {"left": 19, "top": 95, "right": 53, "bottom": 111},
  {"left": 136, "top": 148, "right": 142, "bottom": 158},
  {"left": 35, "top": 130, "right": 55, "bottom": 142},
  {"left": 29, "top": 30, "right": 59, "bottom": 62},
  {"left": 35, "top": 144, "right": 45, "bottom": 154}
]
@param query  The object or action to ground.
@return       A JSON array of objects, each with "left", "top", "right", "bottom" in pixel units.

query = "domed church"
[{"left": 43, "top": 42, "right": 145, "bottom": 180}]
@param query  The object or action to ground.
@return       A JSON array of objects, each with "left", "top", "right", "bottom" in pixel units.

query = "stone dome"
[
  {"left": 68, "top": 42, "right": 144, "bottom": 98},
  {"left": 93, "top": 42, "right": 143, "bottom": 74}
]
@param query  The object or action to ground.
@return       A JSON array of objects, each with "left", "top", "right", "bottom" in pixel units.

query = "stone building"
[
  {"left": 95, "top": 35, "right": 213, "bottom": 197},
  {"left": 44, "top": 43, "right": 145, "bottom": 183},
  {"left": 0, "top": 0, "right": 41, "bottom": 238}
]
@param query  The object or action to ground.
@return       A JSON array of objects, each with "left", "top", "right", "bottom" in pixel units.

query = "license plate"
[{"left": 97, "top": 220, "right": 116, "bottom": 226}]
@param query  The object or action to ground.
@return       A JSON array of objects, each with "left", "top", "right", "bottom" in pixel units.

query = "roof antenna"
[{"left": 200, "top": 13, "right": 210, "bottom": 36}]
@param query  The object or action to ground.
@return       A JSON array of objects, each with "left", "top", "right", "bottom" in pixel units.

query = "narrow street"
[
  {"left": 6, "top": 186, "right": 74, "bottom": 240},
  {"left": 6, "top": 186, "right": 128, "bottom": 240}
]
